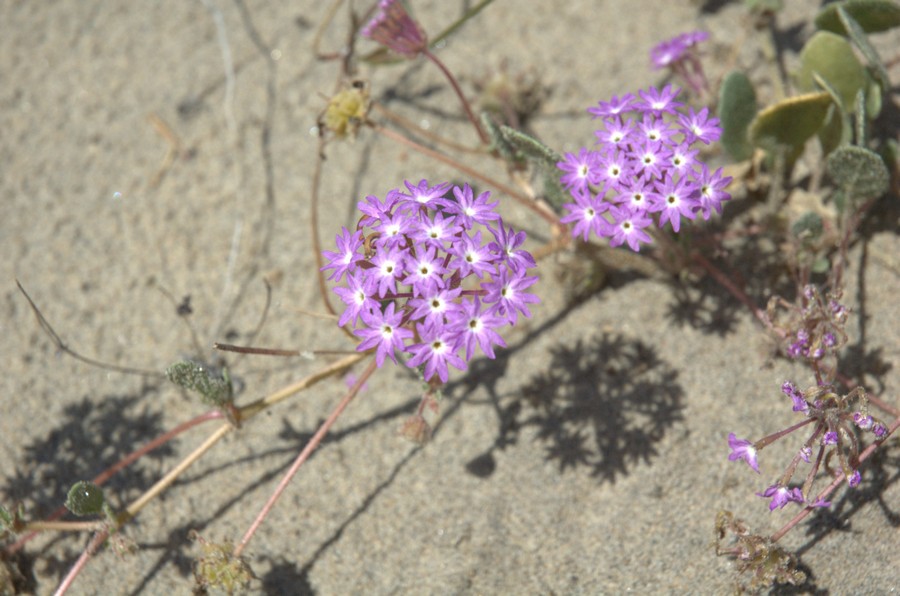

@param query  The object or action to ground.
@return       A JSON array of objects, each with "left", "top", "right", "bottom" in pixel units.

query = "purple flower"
[
  {"left": 847, "top": 470, "right": 861, "bottom": 488},
  {"left": 782, "top": 381, "right": 808, "bottom": 414},
  {"left": 634, "top": 84, "right": 683, "bottom": 115},
  {"left": 370, "top": 245, "right": 405, "bottom": 298},
  {"left": 446, "top": 183, "right": 500, "bottom": 228},
  {"left": 321, "top": 227, "right": 365, "bottom": 282},
  {"left": 853, "top": 412, "right": 874, "bottom": 430},
  {"left": 678, "top": 107, "right": 721, "bottom": 144},
  {"left": 361, "top": 0, "right": 428, "bottom": 58},
  {"left": 558, "top": 148, "right": 603, "bottom": 191},
  {"left": 649, "top": 174, "right": 697, "bottom": 232},
  {"left": 727, "top": 433, "right": 760, "bottom": 473},
  {"left": 822, "top": 431, "right": 839, "bottom": 445},
  {"left": 406, "top": 323, "right": 466, "bottom": 383},
  {"left": 334, "top": 271, "right": 377, "bottom": 327},
  {"left": 447, "top": 297, "right": 507, "bottom": 360},
  {"left": 402, "top": 246, "right": 446, "bottom": 295},
  {"left": 607, "top": 205, "right": 653, "bottom": 252},
  {"left": 413, "top": 211, "right": 461, "bottom": 249},
  {"left": 407, "top": 286, "right": 461, "bottom": 328},
  {"left": 400, "top": 179, "right": 451, "bottom": 209},
  {"left": 694, "top": 164, "right": 733, "bottom": 219},
  {"left": 587, "top": 93, "right": 635, "bottom": 118},
  {"left": 482, "top": 268, "right": 540, "bottom": 324},
  {"left": 488, "top": 221, "right": 537, "bottom": 273},
  {"left": 595, "top": 117, "right": 634, "bottom": 147},
  {"left": 757, "top": 484, "right": 805, "bottom": 511},
  {"left": 354, "top": 303, "right": 413, "bottom": 367},
  {"left": 561, "top": 186, "right": 610, "bottom": 242},
  {"left": 449, "top": 229, "right": 496, "bottom": 279}
]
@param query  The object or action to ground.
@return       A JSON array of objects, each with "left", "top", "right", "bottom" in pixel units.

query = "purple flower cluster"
[
  {"left": 784, "top": 285, "right": 848, "bottom": 362},
  {"left": 322, "top": 180, "right": 539, "bottom": 383},
  {"left": 557, "top": 85, "right": 731, "bottom": 252},
  {"left": 650, "top": 31, "right": 710, "bottom": 96},
  {"left": 650, "top": 31, "right": 709, "bottom": 69},
  {"left": 728, "top": 381, "right": 889, "bottom": 511}
]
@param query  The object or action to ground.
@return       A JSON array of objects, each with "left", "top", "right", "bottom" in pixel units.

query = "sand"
[{"left": 2, "top": 0, "right": 899, "bottom": 594}]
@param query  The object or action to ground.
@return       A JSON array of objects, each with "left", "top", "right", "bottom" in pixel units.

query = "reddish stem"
[
  {"left": 770, "top": 414, "right": 900, "bottom": 543},
  {"left": 232, "top": 358, "right": 378, "bottom": 557},
  {"left": 6, "top": 409, "right": 223, "bottom": 555}
]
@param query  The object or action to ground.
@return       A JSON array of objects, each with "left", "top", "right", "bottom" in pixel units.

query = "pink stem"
[{"left": 232, "top": 358, "right": 378, "bottom": 557}]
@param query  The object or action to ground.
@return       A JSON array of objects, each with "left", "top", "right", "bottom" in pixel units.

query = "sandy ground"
[{"left": 2, "top": 0, "right": 899, "bottom": 594}]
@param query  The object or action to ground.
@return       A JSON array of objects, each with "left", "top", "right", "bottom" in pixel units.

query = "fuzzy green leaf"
[
  {"left": 717, "top": 70, "right": 757, "bottom": 161},
  {"left": 65, "top": 481, "right": 105, "bottom": 516},
  {"left": 838, "top": 6, "right": 891, "bottom": 94},
  {"left": 166, "top": 361, "right": 233, "bottom": 406},
  {"left": 494, "top": 124, "right": 568, "bottom": 213},
  {"left": 827, "top": 145, "right": 890, "bottom": 203},
  {"left": 815, "top": 0, "right": 900, "bottom": 34},
  {"left": 749, "top": 92, "right": 832, "bottom": 154},
  {"left": 797, "top": 31, "right": 868, "bottom": 111}
]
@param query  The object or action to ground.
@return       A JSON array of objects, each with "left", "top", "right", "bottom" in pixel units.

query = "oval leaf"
[
  {"left": 796, "top": 31, "right": 867, "bottom": 110},
  {"left": 827, "top": 145, "right": 890, "bottom": 201},
  {"left": 815, "top": 0, "right": 900, "bottom": 34},
  {"left": 65, "top": 481, "right": 105, "bottom": 516},
  {"left": 717, "top": 71, "right": 757, "bottom": 161},
  {"left": 749, "top": 92, "right": 832, "bottom": 151}
]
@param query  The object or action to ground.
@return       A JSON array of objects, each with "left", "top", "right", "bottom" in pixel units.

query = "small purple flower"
[
  {"left": 370, "top": 245, "right": 405, "bottom": 298},
  {"left": 847, "top": 470, "right": 861, "bottom": 488},
  {"left": 649, "top": 174, "right": 697, "bottom": 233},
  {"left": 727, "top": 433, "right": 760, "bottom": 473},
  {"left": 482, "top": 268, "right": 540, "bottom": 324},
  {"left": 414, "top": 211, "right": 461, "bottom": 249},
  {"left": 677, "top": 107, "right": 721, "bottom": 144},
  {"left": 634, "top": 84, "right": 683, "bottom": 115},
  {"left": 872, "top": 423, "right": 888, "bottom": 438},
  {"left": 854, "top": 412, "right": 874, "bottom": 430},
  {"left": 595, "top": 117, "right": 634, "bottom": 147},
  {"left": 607, "top": 205, "right": 653, "bottom": 252},
  {"left": 449, "top": 229, "right": 496, "bottom": 279},
  {"left": 757, "top": 484, "right": 805, "bottom": 511},
  {"left": 407, "top": 286, "right": 461, "bottom": 328},
  {"left": 809, "top": 496, "right": 832, "bottom": 508},
  {"left": 694, "top": 164, "right": 733, "bottom": 219},
  {"left": 822, "top": 431, "right": 839, "bottom": 445},
  {"left": 446, "top": 184, "right": 500, "bottom": 228},
  {"left": 400, "top": 179, "right": 451, "bottom": 209},
  {"left": 321, "top": 227, "right": 365, "bottom": 282},
  {"left": 561, "top": 186, "right": 610, "bottom": 241},
  {"left": 488, "top": 221, "right": 537, "bottom": 273},
  {"left": 402, "top": 246, "right": 446, "bottom": 295},
  {"left": 782, "top": 381, "right": 809, "bottom": 414},
  {"left": 587, "top": 93, "right": 635, "bottom": 118},
  {"left": 447, "top": 297, "right": 507, "bottom": 360},
  {"left": 558, "top": 148, "right": 603, "bottom": 191},
  {"left": 406, "top": 323, "right": 466, "bottom": 383},
  {"left": 361, "top": 0, "right": 428, "bottom": 58},
  {"left": 799, "top": 446, "right": 812, "bottom": 463},
  {"left": 354, "top": 303, "right": 414, "bottom": 367},
  {"left": 334, "top": 271, "right": 377, "bottom": 327}
]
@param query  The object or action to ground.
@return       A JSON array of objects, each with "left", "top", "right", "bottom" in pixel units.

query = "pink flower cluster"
[
  {"left": 557, "top": 85, "right": 731, "bottom": 251},
  {"left": 323, "top": 180, "right": 539, "bottom": 383}
]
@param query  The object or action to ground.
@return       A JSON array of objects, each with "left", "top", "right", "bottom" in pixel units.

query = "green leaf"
[
  {"left": 792, "top": 211, "right": 824, "bottom": 243},
  {"left": 827, "top": 145, "right": 890, "bottom": 203},
  {"left": 717, "top": 70, "right": 757, "bottom": 161},
  {"left": 815, "top": 0, "right": 900, "bottom": 34},
  {"left": 0, "top": 503, "right": 12, "bottom": 528},
  {"left": 796, "top": 31, "right": 868, "bottom": 111},
  {"left": 749, "top": 92, "right": 833, "bottom": 154},
  {"left": 838, "top": 6, "right": 891, "bottom": 93},
  {"left": 492, "top": 124, "right": 569, "bottom": 213},
  {"left": 65, "top": 481, "right": 105, "bottom": 516},
  {"left": 166, "top": 361, "right": 233, "bottom": 406}
]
